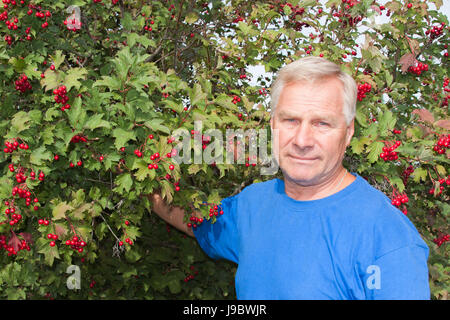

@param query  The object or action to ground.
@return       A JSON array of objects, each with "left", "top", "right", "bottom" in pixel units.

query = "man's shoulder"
[{"left": 346, "top": 174, "right": 428, "bottom": 252}]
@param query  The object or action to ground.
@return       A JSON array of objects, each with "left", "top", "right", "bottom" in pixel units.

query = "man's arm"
[{"left": 148, "top": 192, "right": 200, "bottom": 237}]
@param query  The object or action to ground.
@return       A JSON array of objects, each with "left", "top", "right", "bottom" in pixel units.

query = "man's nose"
[{"left": 292, "top": 122, "right": 315, "bottom": 150}]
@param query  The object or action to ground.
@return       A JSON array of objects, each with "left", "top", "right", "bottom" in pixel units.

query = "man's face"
[{"left": 270, "top": 77, "right": 354, "bottom": 186}]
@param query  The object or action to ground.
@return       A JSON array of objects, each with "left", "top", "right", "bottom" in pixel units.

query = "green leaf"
[
  {"left": 160, "top": 180, "right": 173, "bottom": 204},
  {"left": 185, "top": 11, "right": 199, "bottom": 24},
  {"left": 350, "top": 136, "right": 370, "bottom": 155},
  {"left": 113, "top": 128, "right": 137, "bottom": 150},
  {"left": 390, "top": 176, "right": 405, "bottom": 193},
  {"left": 127, "top": 33, "right": 155, "bottom": 49},
  {"left": 214, "top": 94, "right": 239, "bottom": 111},
  {"left": 113, "top": 173, "right": 133, "bottom": 194},
  {"left": 10, "top": 111, "right": 31, "bottom": 133},
  {"left": 50, "top": 50, "right": 65, "bottom": 69},
  {"left": 64, "top": 67, "right": 87, "bottom": 91},
  {"left": 132, "top": 159, "right": 156, "bottom": 181},
  {"left": 83, "top": 114, "right": 111, "bottom": 130},
  {"left": 93, "top": 76, "right": 123, "bottom": 91},
  {"left": 190, "top": 83, "right": 207, "bottom": 108},
  {"left": 367, "top": 141, "right": 384, "bottom": 164},
  {"left": 66, "top": 98, "right": 86, "bottom": 130},
  {"left": 412, "top": 167, "right": 427, "bottom": 183},
  {"left": 144, "top": 119, "right": 171, "bottom": 135},
  {"left": 29, "top": 146, "right": 52, "bottom": 165},
  {"left": 52, "top": 201, "right": 74, "bottom": 220}
]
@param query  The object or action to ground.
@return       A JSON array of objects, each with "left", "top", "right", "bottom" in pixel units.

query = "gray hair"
[{"left": 270, "top": 56, "right": 357, "bottom": 125}]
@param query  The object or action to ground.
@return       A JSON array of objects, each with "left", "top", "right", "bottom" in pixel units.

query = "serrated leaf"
[
  {"left": 190, "top": 83, "right": 207, "bottom": 107},
  {"left": 10, "top": 111, "right": 31, "bottom": 133},
  {"left": 132, "top": 159, "right": 156, "bottom": 181},
  {"left": 412, "top": 167, "right": 427, "bottom": 183},
  {"left": 66, "top": 98, "right": 86, "bottom": 130},
  {"left": 113, "top": 173, "right": 133, "bottom": 194},
  {"left": 113, "top": 128, "right": 137, "bottom": 150},
  {"left": 29, "top": 146, "right": 52, "bottom": 165},
  {"left": 53, "top": 201, "right": 74, "bottom": 220},
  {"left": 185, "top": 11, "right": 199, "bottom": 24},
  {"left": 350, "top": 136, "right": 370, "bottom": 154},
  {"left": 72, "top": 203, "right": 93, "bottom": 220},
  {"left": 214, "top": 94, "right": 238, "bottom": 111},
  {"left": 160, "top": 180, "right": 173, "bottom": 204},
  {"left": 93, "top": 76, "right": 123, "bottom": 91},
  {"left": 144, "top": 119, "right": 171, "bottom": 134},
  {"left": 367, "top": 141, "right": 384, "bottom": 163},
  {"left": 64, "top": 67, "right": 87, "bottom": 91},
  {"left": 50, "top": 50, "right": 65, "bottom": 69},
  {"left": 83, "top": 114, "right": 111, "bottom": 130}
]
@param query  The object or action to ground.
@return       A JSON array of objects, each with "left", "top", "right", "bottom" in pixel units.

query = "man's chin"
[{"left": 281, "top": 168, "right": 319, "bottom": 186}]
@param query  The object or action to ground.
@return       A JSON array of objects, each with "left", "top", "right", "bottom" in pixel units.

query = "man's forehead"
[{"left": 275, "top": 108, "right": 340, "bottom": 119}]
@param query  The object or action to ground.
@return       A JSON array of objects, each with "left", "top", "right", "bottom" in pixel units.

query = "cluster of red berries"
[
  {"left": 379, "top": 140, "right": 401, "bottom": 161},
  {"left": 357, "top": 82, "right": 371, "bottom": 101},
  {"left": 239, "top": 74, "right": 247, "bottom": 79},
  {"left": 183, "top": 265, "right": 199, "bottom": 282},
  {"left": 332, "top": 7, "right": 363, "bottom": 28},
  {"left": 65, "top": 235, "right": 86, "bottom": 253},
  {"left": 12, "top": 167, "right": 26, "bottom": 183},
  {"left": 15, "top": 74, "right": 32, "bottom": 93},
  {"left": 134, "top": 148, "right": 144, "bottom": 158},
  {"left": 144, "top": 19, "right": 154, "bottom": 32},
  {"left": 10, "top": 185, "right": 40, "bottom": 211},
  {"left": 47, "top": 233, "right": 58, "bottom": 247},
  {"left": 408, "top": 61, "right": 428, "bottom": 76},
  {"left": 393, "top": 129, "right": 402, "bottom": 134},
  {"left": 433, "top": 134, "right": 449, "bottom": 154},
  {"left": 391, "top": 193, "right": 409, "bottom": 207},
  {"left": 118, "top": 237, "right": 133, "bottom": 247},
  {"left": 69, "top": 160, "right": 83, "bottom": 168},
  {"left": 0, "top": 235, "right": 30, "bottom": 256},
  {"left": 3, "top": 138, "right": 28, "bottom": 153},
  {"left": 208, "top": 204, "right": 223, "bottom": 218},
  {"left": 245, "top": 156, "right": 258, "bottom": 168},
  {"left": 4, "top": 16, "right": 18, "bottom": 30},
  {"left": 4, "top": 34, "right": 12, "bottom": 45},
  {"left": 425, "top": 23, "right": 445, "bottom": 40},
  {"left": 231, "top": 95, "right": 241, "bottom": 104},
  {"left": 4, "top": 203, "right": 22, "bottom": 226},
  {"left": 428, "top": 177, "right": 450, "bottom": 196},
  {"left": 259, "top": 88, "right": 267, "bottom": 96},
  {"left": 53, "top": 85, "right": 70, "bottom": 111},
  {"left": 442, "top": 77, "right": 449, "bottom": 107},
  {"left": 433, "top": 234, "right": 450, "bottom": 247},
  {"left": 232, "top": 9, "right": 245, "bottom": 24},
  {"left": 70, "top": 134, "right": 87, "bottom": 144},
  {"left": 401, "top": 165, "right": 415, "bottom": 186},
  {"left": 38, "top": 219, "right": 50, "bottom": 225},
  {"left": 187, "top": 215, "right": 204, "bottom": 229}
]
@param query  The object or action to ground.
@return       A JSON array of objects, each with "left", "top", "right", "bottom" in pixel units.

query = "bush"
[{"left": 0, "top": 0, "right": 448, "bottom": 299}]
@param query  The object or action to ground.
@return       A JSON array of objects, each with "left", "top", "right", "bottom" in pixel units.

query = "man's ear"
[{"left": 345, "top": 118, "right": 355, "bottom": 147}]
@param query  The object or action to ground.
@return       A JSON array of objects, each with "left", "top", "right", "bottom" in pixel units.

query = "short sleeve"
[
  {"left": 192, "top": 194, "right": 239, "bottom": 264},
  {"left": 364, "top": 245, "right": 430, "bottom": 300}
]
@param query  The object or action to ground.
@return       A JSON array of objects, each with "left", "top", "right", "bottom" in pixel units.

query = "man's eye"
[{"left": 318, "top": 122, "right": 329, "bottom": 126}]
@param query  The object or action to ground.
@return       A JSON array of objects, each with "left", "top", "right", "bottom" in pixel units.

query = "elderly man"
[{"left": 150, "top": 57, "right": 430, "bottom": 300}]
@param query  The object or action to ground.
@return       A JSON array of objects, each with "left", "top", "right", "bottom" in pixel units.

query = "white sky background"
[{"left": 248, "top": 0, "right": 450, "bottom": 87}]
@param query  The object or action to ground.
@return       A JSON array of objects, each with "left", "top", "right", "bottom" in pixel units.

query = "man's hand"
[{"left": 147, "top": 191, "right": 200, "bottom": 237}]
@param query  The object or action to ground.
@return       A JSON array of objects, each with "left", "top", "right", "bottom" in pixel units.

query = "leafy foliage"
[{"left": 0, "top": 0, "right": 449, "bottom": 300}]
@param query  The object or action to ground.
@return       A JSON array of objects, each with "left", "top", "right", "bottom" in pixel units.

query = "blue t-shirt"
[{"left": 193, "top": 172, "right": 430, "bottom": 300}]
